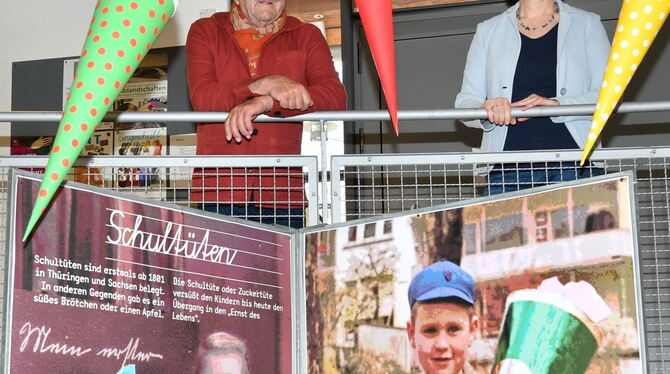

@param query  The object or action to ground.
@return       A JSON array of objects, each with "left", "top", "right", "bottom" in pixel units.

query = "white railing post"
[{"left": 319, "top": 120, "right": 330, "bottom": 224}]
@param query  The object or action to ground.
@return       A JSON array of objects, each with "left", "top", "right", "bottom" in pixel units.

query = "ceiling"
[
  {"left": 285, "top": 0, "right": 342, "bottom": 45},
  {"left": 286, "top": 0, "right": 475, "bottom": 45}
]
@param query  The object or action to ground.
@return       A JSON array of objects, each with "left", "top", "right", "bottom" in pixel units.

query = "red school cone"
[{"left": 356, "top": 0, "right": 399, "bottom": 135}]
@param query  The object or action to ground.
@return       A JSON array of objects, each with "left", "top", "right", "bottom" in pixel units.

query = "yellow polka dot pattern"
[
  {"left": 581, "top": 0, "right": 669, "bottom": 164},
  {"left": 23, "top": 0, "right": 178, "bottom": 241}
]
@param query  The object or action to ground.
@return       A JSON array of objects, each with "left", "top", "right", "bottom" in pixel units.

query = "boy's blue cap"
[{"left": 408, "top": 260, "right": 475, "bottom": 307}]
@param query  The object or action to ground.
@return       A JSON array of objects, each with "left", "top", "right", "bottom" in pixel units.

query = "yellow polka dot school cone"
[
  {"left": 581, "top": 0, "right": 669, "bottom": 165},
  {"left": 23, "top": 0, "right": 179, "bottom": 241}
]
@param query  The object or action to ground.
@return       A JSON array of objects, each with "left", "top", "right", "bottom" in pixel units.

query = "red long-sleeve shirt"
[{"left": 186, "top": 12, "right": 346, "bottom": 207}]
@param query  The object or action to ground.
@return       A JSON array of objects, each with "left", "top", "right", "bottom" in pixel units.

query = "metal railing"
[
  {"left": 3, "top": 101, "right": 670, "bottom": 372},
  {"left": 0, "top": 155, "right": 319, "bottom": 225},
  {"left": 3, "top": 100, "right": 670, "bottom": 123},
  {"left": 330, "top": 147, "right": 665, "bottom": 221},
  {"left": 6, "top": 99, "right": 670, "bottom": 222}
]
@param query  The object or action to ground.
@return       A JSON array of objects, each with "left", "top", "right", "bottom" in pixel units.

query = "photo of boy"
[
  {"left": 305, "top": 176, "right": 642, "bottom": 373},
  {"left": 406, "top": 260, "right": 479, "bottom": 374}
]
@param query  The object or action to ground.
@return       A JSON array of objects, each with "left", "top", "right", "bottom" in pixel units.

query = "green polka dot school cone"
[
  {"left": 581, "top": 0, "right": 669, "bottom": 164},
  {"left": 491, "top": 290, "right": 601, "bottom": 374},
  {"left": 22, "top": 0, "right": 178, "bottom": 241}
]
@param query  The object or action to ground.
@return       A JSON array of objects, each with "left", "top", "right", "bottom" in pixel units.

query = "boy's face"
[{"left": 406, "top": 302, "right": 478, "bottom": 374}]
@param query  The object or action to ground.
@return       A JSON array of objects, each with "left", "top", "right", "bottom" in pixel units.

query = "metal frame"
[
  {"left": 3, "top": 170, "right": 302, "bottom": 374},
  {"left": 0, "top": 155, "right": 320, "bottom": 228},
  {"left": 4, "top": 103, "right": 670, "bottom": 371},
  {"left": 330, "top": 147, "right": 667, "bottom": 223},
  {"left": 303, "top": 172, "right": 648, "bottom": 373},
  {"left": 5, "top": 99, "right": 670, "bottom": 223}
]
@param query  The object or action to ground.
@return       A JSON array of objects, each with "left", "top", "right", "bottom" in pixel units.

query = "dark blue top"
[{"left": 504, "top": 25, "right": 579, "bottom": 151}]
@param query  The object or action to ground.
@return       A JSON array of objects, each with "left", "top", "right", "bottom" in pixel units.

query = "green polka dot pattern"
[{"left": 24, "top": 0, "right": 178, "bottom": 241}]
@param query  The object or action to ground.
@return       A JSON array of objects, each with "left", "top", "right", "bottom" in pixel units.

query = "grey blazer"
[{"left": 455, "top": 0, "right": 611, "bottom": 152}]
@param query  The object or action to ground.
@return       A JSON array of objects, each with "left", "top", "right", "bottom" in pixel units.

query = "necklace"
[{"left": 516, "top": 1, "right": 559, "bottom": 31}]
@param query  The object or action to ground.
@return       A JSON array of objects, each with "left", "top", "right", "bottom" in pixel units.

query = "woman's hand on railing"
[
  {"left": 483, "top": 98, "right": 516, "bottom": 126},
  {"left": 512, "top": 94, "right": 559, "bottom": 122}
]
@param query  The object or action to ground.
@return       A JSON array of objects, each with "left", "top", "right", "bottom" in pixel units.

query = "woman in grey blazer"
[{"left": 455, "top": 0, "right": 610, "bottom": 195}]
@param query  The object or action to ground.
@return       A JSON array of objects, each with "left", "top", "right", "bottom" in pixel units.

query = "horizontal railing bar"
[
  {"left": 0, "top": 155, "right": 318, "bottom": 168},
  {"left": 331, "top": 146, "right": 670, "bottom": 166},
  {"left": 2, "top": 100, "right": 669, "bottom": 123},
  {"left": 0, "top": 146, "right": 666, "bottom": 168}
]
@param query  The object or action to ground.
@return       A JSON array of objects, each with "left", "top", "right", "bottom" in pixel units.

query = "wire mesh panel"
[
  {"left": 619, "top": 158, "right": 670, "bottom": 373},
  {"left": 337, "top": 163, "right": 479, "bottom": 220},
  {"left": 331, "top": 148, "right": 670, "bottom": 373},
  {"left": 190, "top": 166, "right": 313, "bottom": 228},
  {"left": 332, "top": 155, "right": 611, "bottom": 222}
]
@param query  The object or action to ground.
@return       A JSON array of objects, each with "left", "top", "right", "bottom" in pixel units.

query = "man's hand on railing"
[
  {"left": 224, "top": 96, "right": 273, "bottom": 143},
  {"left": 248, "top": 75, "right": 313, "bottom": 111}
]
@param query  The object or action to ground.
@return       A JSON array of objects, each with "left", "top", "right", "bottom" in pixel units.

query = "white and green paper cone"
[
  {"left": 23, "top": 0, "right": 179, "bottom": 241},
  {"left": 491, "top": 290, "right": 601, "bottom": 374}
]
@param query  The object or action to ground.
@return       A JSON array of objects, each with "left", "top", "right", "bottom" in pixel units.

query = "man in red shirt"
[{"left": 186, "top": 0, "right": 346, "bottom": 228}]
